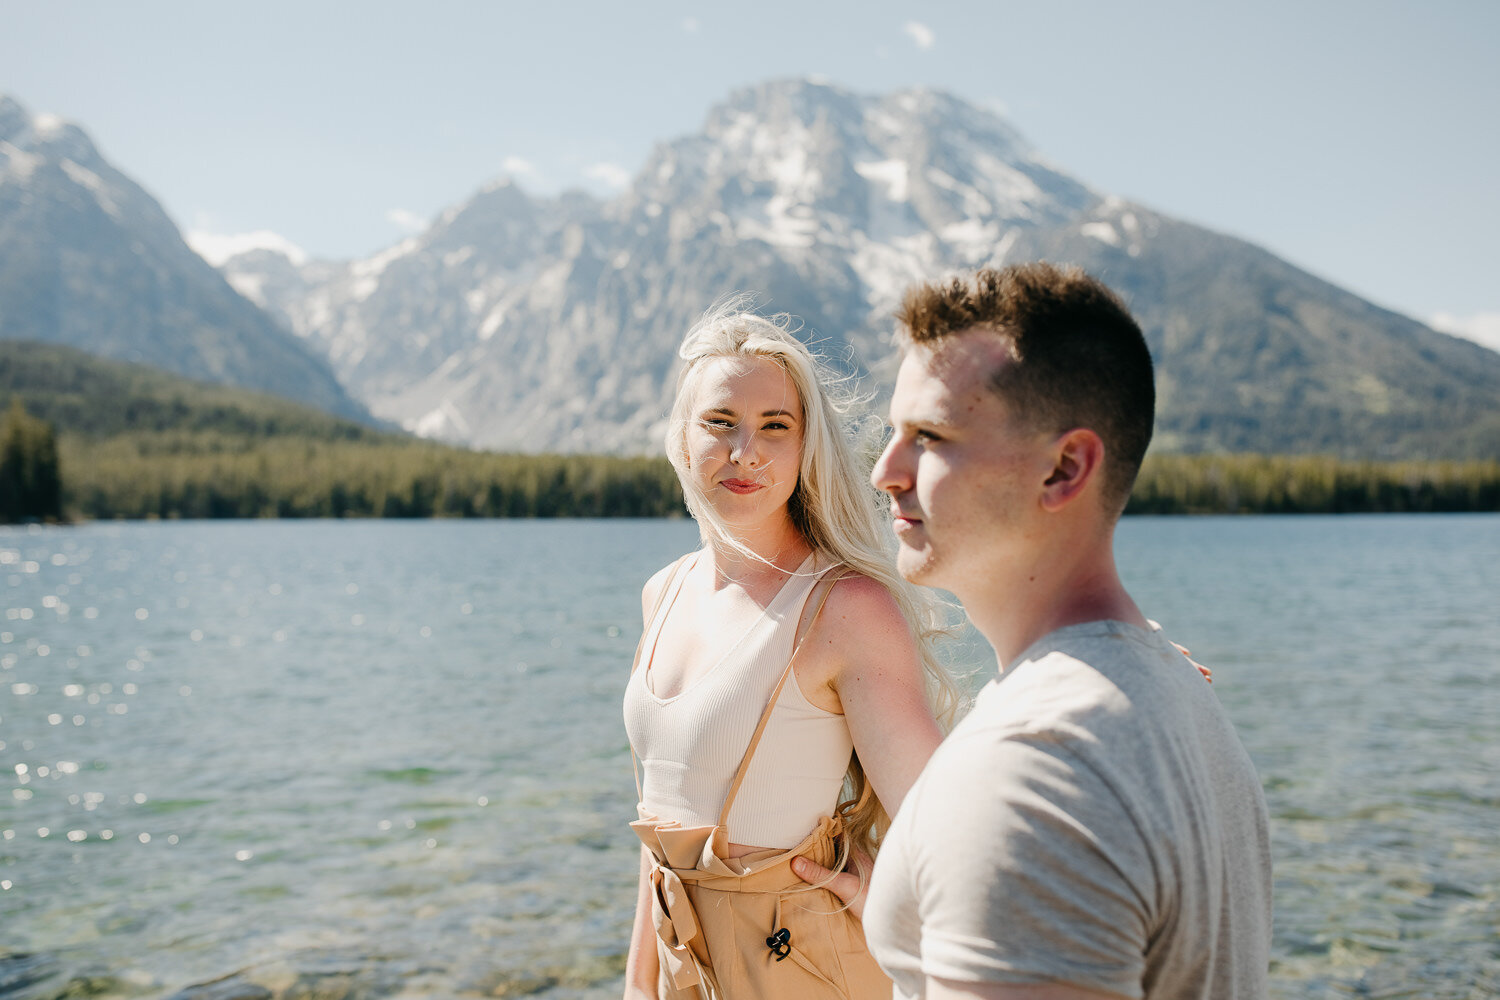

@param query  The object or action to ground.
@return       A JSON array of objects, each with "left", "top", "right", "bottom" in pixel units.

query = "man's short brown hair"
[{"left": 896, "top": 263, "right": 1154, "bottom": 512}]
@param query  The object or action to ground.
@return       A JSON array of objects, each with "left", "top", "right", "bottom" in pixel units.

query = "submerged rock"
[
  {"left": 164, "top": 977, "right": 274, "bottom": 1000},
  {"left": 0, "top": 952, "right": 64, "bottom": 999},
  {"left": 0, "top": 951, "right": 147, "bottom": 1000}
]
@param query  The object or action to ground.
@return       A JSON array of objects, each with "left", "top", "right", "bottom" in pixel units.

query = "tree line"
[
  {"left": 2, "top": 401, "right": 1496, "bottom": 523},
  {"left": 60, "top": 432, "right": 686, "bottom": 520},
  {"left": 0, "top": 399, "right": 62, "bottom": 522},
  {"left": 1126, "top": 453, "right": 1500, "bottom": 515}
]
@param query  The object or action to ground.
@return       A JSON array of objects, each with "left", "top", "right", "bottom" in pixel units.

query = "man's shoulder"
[
  {"left": 957, "top": 620, "right": 1255, "bottom": 807},
  {"left": 961, "top": 622, "right": 1174, "bottom": 732},
  {"left": 1017, "top": 619, "right": 1181, "bottom": 678},
  {"left": 1000, "top": 620, "right": 1212, "bottom": 722}
]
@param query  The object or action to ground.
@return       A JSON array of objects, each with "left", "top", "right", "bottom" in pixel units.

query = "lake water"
[{"left": 2, "top": 516, "right": 1497, "bottom": 999}]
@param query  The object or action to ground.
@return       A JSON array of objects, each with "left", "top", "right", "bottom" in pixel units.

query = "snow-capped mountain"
[
  {"left": 214, "top": 78, "right": 1500, "bottom": 458},
  {"left": 0, "top": 95, "right": 368, "bottom": 421},
  {"left": 226, "top": 80, "right": 1107, "bottom": 452}
]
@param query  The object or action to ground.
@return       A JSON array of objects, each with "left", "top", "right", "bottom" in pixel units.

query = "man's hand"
[{"left": 791, "top": 851, "right": 873, "bottom": 920}]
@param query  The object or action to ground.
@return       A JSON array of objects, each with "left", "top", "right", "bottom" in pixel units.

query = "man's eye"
[{"left": 914, "top": 429, "right": 940, "bottom": 444}]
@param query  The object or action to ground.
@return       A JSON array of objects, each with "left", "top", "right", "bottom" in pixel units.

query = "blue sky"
[{"left": 2, "top": 0, "right": 1497, "bottom": 347}]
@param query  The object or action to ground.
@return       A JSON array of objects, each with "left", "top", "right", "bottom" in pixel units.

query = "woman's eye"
[{"left": 763, "top": 421, "right": 789, "bottom": 431}]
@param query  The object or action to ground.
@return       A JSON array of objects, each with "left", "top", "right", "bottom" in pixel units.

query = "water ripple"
[{"left": 4, "top": 516, "right": 1498, "bottom": 998}]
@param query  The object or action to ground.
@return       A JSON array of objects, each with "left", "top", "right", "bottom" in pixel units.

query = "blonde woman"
[{"left": 623, "top": 300, "right": 961, "bottom": 999}]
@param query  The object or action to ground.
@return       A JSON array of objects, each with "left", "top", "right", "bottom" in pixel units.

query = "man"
[{"left": 794, "top": 263, "right": 1272, "bottom": 998}]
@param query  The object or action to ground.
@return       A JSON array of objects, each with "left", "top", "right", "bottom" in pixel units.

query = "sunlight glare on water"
[{"left": 2, "top": 516, "right": 1498, "bottom": 999}]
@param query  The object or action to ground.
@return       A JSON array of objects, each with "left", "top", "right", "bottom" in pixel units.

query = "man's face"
[{"left": 871, "top": 329, "right": 1056, "bottom": 595}]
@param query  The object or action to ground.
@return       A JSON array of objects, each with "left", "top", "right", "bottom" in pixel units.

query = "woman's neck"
[{"left": 705, "top": 517, "right": 811, "bottom": 590}]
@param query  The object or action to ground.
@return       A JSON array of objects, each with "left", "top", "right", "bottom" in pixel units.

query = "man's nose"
[{"left": 871, "top": 436, "right": 907, "bottom": 493}]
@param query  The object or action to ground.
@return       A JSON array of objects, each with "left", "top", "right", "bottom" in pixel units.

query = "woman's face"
[{"left": 684, "top": 354, "right": 805, "bottom": 529}]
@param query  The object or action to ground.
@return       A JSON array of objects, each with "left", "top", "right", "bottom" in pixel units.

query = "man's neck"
[{"left": 964, "top": 529, "right": 1146, "bottom": 670}]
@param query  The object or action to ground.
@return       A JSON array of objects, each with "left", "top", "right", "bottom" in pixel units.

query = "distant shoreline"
[
  {"left": 35, "top": 446, "right": 1500, "bottom": 522},
  {"left": 5, "top": 344, "right": 1495, "bottom": 523}
]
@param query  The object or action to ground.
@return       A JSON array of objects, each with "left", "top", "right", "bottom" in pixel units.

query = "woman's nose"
[{"left": 730, "top": 427, "right": 760, "bottom": 466}]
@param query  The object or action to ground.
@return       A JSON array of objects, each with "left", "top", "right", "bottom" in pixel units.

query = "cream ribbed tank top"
[{"left": 623, "top": 552, "right": 855, "bottom": 849}]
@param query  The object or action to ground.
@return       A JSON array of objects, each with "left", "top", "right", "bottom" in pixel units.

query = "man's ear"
[{"left": 1040, "top": 428, "right": 1105, "bottom": 512}]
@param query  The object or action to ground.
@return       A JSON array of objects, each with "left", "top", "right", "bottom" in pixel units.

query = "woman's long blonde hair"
[{"left": 665, "top": 296, "right": 964, "bottom": 872}]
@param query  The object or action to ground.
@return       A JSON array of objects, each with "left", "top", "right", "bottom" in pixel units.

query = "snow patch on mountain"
[
  {"left": 0, "top": 142, "right": 42, "bottom": 182},
  {"left": 478, "top": 305, "right": 506, "bottom": 340},
  {"left": 190, "top": 229, "right": 309, "bottom": 267},
  {"left": 409, "top": 397, "right": 473, "bottom": 439},
  {"left": 227, "top": 272, "right": 268, "bottom": 305},
  {"left": 349, "top": 238, "right": 418, "bottom": 300},
  {"left": 1082, "top": 221, "right": 1122, "bottom": 246},
  {"left": 58, "top": 160, "right": 118, "bottom": 217},
  {"left": 855, "top": 160, "right": 910, "bottom": 202}
]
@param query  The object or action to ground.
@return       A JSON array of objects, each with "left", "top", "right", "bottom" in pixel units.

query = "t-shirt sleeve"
[{"left": 901, "top": 729, "right": 1154, "bottom": 999}]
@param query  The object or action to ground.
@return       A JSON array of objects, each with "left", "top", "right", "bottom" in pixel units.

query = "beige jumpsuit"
[{"left": 629, "top": 568, "right": 892, "bottom": 999}]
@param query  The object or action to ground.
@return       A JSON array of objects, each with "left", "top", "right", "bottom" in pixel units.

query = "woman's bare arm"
[
  {"left": 789, "top": 575, "right": 946, "bottom": 915},
  {"left": 622, "top": 565, "right": 679, "bottom": 999},
  {"left": 812, "top": 575, "right": 945, "bottom": 813},
  {"left": 623, "top": 845, "right": 660, "bottom": 999}
]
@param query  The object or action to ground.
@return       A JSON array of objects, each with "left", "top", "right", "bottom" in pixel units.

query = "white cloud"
[
  {"left": 682, "top": 16, "right": 699, "bottom": 33},
  {"left": 1430, "top": 311, "right": 1500, "bottom": 353},
  {"left": 903, "top": 21, "right": 935, "bottom": 50},
  {"left": 585, "top": 161, "right": 632, "bottom": 191},
  {"left": 187, "top": 229, "right": 308, "bottom": 267},
  {"left": 386, "top": 208, "right": 427, "bottom": 234},
  {"left": 501, "top": 155, "right": 535, "bottom": 175}
]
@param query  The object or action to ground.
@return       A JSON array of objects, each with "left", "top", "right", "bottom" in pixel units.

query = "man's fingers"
[
  {"left": 791, "top": 857, "right": 865, "bottom": 917},
  {"left": 791, "top": 856, "right": 835, "bottom": 888},
  {"left": 1171, "top": 640, "right": 1213, "bottom": 683}
]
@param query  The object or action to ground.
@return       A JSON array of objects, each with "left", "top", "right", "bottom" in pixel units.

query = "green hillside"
[
  {"left": 0, "top": 342, "right": 685, "bottom": 520},
  {"left": 1, "top": 341, "right": 1494, "bottom": 520},
  {"left": 0, "top": 339, "right": 388, "bottom": 441}
]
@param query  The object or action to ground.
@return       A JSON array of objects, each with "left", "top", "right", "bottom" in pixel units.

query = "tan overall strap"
[
  {"left": 715, "top": 567, "right": 852, "bottom": 831},
  {"left": 629, "top": 552, "right": 696, "bottom": 802}
]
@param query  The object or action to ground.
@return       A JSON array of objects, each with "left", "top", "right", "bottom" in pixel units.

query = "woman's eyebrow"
[{"left": 699, "top": 406, "right": 797, "bottom": 419}]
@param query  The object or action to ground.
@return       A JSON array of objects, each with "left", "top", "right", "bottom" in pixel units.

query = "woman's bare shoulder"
[
  {"left": 801, "top": 570, "right": 925, "bottom": 708},
  {"left": 641, "top": 554, "right": 691, "bottom": 617},
  {"left": 816, "top": 571, "right": 913, "bottom": 643}
]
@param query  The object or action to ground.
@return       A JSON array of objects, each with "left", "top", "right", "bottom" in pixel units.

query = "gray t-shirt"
[{"left": 864, "top": 621, "right": 1272, "bottom": 999}]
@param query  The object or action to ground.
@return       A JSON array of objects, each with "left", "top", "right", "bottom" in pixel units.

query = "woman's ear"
[{"left": 1040, "top": 428, "right": 1105, "bottom": 512}]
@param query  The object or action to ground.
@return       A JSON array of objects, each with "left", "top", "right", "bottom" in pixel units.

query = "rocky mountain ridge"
[
  {"left": 0, "top": 94, "right": 369, "bottom": 422},
  {"left": 224, "top": 79, "right": 1500, "bottom": 458},
  {"left": 4, "top": 82, "right": 1495, "bottom": 459}
]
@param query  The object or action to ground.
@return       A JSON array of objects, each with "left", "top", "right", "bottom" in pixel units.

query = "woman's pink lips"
[{"left": 721, "top": 479, "right": 765, "bottom": 494}]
